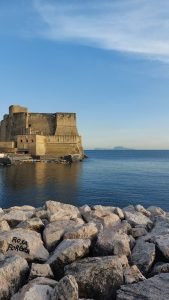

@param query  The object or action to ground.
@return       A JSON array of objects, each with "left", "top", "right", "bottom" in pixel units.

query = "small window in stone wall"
[
  {"left": 32, "top": 140, "right": 34, "bottom": 143},
  {"left": 20, "top": 139, "right": 23, "bottom": 143},
  {"left": 26, "top": 139, "right": 28, "bottom": 143}
]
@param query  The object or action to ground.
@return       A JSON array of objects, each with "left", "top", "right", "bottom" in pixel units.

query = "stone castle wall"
[{"left": 0, "top": 105, "right": 83, "bottom": 157}]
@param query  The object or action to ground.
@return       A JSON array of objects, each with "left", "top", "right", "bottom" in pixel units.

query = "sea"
[{"left": 0, "top": 150, "right": 169, "bottom": 210}]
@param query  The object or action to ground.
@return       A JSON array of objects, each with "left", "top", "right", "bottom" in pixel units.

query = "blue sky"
[{"left": 0, "top": 0, "right": 169, "bottom": 149}]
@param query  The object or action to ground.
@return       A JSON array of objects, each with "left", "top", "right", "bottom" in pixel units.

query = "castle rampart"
[{"left": 0, "top": 105, "right": 83, "bottom": 157}]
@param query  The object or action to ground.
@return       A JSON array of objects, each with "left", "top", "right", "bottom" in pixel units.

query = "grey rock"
[
  {"left": 12, "top": 277, "right": 58, "bottom": 300},
  {"left": 63, "top": 222, "right": 98, "bottom": 240},
  {"left": 0, "top": 255, "right": 29, "bottom": 299},
  {"left": 45, "top": 201, "right": 81, "bottom": 222},
  {"left": 155, "top": 234, "right": 169, "bottom": 259},
  {"left": 131, "top": 227, "right": 148, "bottom": 238},
  {"left": 17, "top": 217, "right": 44, "bottom": 232},
  {"left": 129, "top": 235, "right": 136, "bottom": 250},
  {"left": 124, "top": 265, "right": 145, "bottom": 284},
  {"left": 43, "top": 219, "right": 84, "bottom": 251},
  {"left": 0, "top": 220, "right": 10, "bottom": 231},
  {"left": 114, "top": 207, "right": 124, "bottom": 219},
  {"left": 47, "top": 239, "right": 91, "bottom": 278},
  {"left": 117, "top": 273, "right": 169, "bottom": 300},
  {"left": 147, "top": 206, "right": 166, "bottom": 217},
  {"left": 29, "top": 263, "right": 54, "bottom": 280},
  {"left": 123, "top": 206, "right": 152, "bottom": 227},
  {"left": 131, "top": 239, "right": 156, "bottom": 274},
  {"left": 3, "top": 209, "right": 34, "bottom": 227},
  {"left": 95, "top": 228, "right": 130, "bottom": 256},
  {"left": 151, "top": 262, "right": 169, "bottom": 275},
  {"left": 82, "top": 209, "right": 120, "bottom": 227},
  {"left": 52, "top": 275, "right": 78, "bottom": 300},
  {"left": 0, "top": 228, "right": 49, "bottom": 262},
  {"left": 135, "top": 204, "right": 151, "bottom": 217},
  {"left": 65, "top": 255, "right": 128, "bottom": 300}
]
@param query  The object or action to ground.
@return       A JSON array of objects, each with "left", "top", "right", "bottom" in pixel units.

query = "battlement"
[{"left": 0, "top": 105, "right": 83, "bottom": 157}]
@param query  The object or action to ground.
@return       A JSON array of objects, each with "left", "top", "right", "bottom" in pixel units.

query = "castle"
[{"left": 0, "top": 105, "right": 83, "bottom": 157}]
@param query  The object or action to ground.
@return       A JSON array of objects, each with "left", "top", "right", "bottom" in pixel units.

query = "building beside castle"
[{"left": 0, "top": 105, "right": 83, "bottom": 157}]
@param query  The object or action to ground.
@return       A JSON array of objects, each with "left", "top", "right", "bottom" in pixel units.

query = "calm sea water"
[{"left": 0, "top": 150, "right": 169, "bottom": 210}]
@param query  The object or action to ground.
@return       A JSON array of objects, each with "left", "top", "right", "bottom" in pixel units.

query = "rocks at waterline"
[{"left": 0, "top": 202, "right": 169, "bottom": 299}]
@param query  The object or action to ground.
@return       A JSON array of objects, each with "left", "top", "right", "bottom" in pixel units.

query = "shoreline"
[{"left": 0, "top": 201, "right": 169, "bottom": 299}]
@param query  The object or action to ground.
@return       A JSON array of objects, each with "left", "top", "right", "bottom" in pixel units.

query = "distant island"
[{"left": 92, "top": 146, "right": 135, "bottom": 150}]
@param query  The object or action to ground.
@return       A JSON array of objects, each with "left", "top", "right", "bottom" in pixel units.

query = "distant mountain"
[
  {"left": 91, "top": 146, "right": 135, "bottom": 150},
  {"left": 113, "top": 146, "right": 134, "bottom": 150}
]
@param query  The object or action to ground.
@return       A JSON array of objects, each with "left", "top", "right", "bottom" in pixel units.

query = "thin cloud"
[{"left": 33, "top": 0, "right": 169, "bottom": 62}]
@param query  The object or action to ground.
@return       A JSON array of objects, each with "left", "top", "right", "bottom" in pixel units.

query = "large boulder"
[
  {"left": 147, "top": 206, "right": 166, "bottom": 217},
  {"left": 17, "top": 217, "right": 44, "bottom": 232},
  {"left": 2, "top": 209, "right": 34, "bottom": 227},
  {"left": 0, "top": 228, "right": 49, "bottom": 262},
  {"left": 12, "top": 277, "right": 58, "bottom": 300},
  {"left": 63, "top": 222, "right": 98, "bottom": 240},
  {"left": 123, "top": 206, "right": 152, "bottom": 227},
  {"left": 65, "top": 256, "right": 128, "bottom": 300},
  {"left": 124, "top": 265, "right": 145, "bottom": 284},
  {"left": 82, "top": 209, "right": 120, "bottom": 227},
  {"left": 131, "top": 239, "right": 156, "bottom": 275},
  {"left": 95, "top": 228, "right": 130, "bottom": 256},
  {"left": 151, "top": 262, "right": 169, "bottom": 275},
  {"left": 0, "top": 255, "right": 29, "bottom": 299},
  {"left": 52, "top": 275, "right": 78, "bottom": 300},
  {"left": 0, "top": 220, "right": 10, "bottom": 231},
  {"left": 47, "top": 239, "right": 91, "bottom": 279},
  {"left": 117, "top": 273, "right": 169, "bottom": 300},
  {"left": 155, "top": 234, "right": 169, "bottom": 259},
  {"left": 43, "top": 219, "right": 84, "bottom": 251},
  {"left": 29, "top": 263, "right": 54, "bottom": 280},
  {"left": 45, "top": 201, "right": 81, "bottom": 222}
]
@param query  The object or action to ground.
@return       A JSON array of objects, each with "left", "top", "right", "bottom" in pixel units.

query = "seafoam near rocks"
[{"left": 0, "top": 201, "right": 169, "bottom": 299}]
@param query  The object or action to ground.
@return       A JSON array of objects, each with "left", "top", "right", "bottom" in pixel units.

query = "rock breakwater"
[{"left": 0, "top": 201, "right": 169, "bottom": 299}]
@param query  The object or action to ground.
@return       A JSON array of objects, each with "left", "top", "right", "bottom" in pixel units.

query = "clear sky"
[{"left": 0, "top": 0, "right": 169, "bottom": 149}]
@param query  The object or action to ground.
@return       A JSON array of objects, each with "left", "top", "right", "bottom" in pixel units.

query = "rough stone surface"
[
  {"left": 95, "top": 228, "right": 130, "bottom": 256},
  {"left": 45, "top": 201, "right": 81, "bottom": 222},
  {"left": 82, "top": 209, "right": 120, "bottom": 227},
  {"left": 117, "top": 273, "right": 169, "bottom": 300},
  {"left": 63, "top": 222, "right": 98, "bottom": 240},
  {"left": 131, "top": 227, "right": 148, "bottom": 238},
  {"left": 3, "top": 209, "right": 34, "bottom": 227},
  {"left": 12, "top": 277, "right": 58, "bottom": 300},
  {"left": 17, "top": 217, "right": 44, "bottom": 232},
  {"left": 29, "top": 263, "right": 54, "bottom": 280},
  {"left": 43, "top": 219, "right": 84, "bottom": 251},
  {"left": 124, "top": 265, "right": 145, "bottom": 284},
  {"left": 147, "top": 206, "right": 166, "bottom": 217},
  {"left": 135, "top": 204, "right": 151, "bottom": 217},
  {"left": 52, "top": 275, "right": 78, "bottom": 300},
  {"left": 0, "top": 255, "right": 29, "bottom": 299},
  {"left": 131, "top": 239, "right": 156, "bottom": 274},
  {"left": 151, "top": 262, "right": 169, "bottom": 275},
  {"left": 65, "top": 256, "right": 128, "bottom": 300},
  {"left": 123, "top": 206, "right": 152, "bottom": 227},
  {"left": 47, "top": 239, "right": 91, "bottom": 278},
  {"left": 114, "top": 207, "right": 124, "bottom": 219},
  {"left": 155, "top": 234, "right": 169, "bottom": 259},
  {"left": 0, "top": 228, "right": 49, "bottom": 262},
  {"left": 0, "top": 220, "right": 10, "bottom": 231}
]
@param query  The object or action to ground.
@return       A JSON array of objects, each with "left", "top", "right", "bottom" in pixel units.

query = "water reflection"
[{"left": 0, "top": 162, "right": 82, "bottom": 208}]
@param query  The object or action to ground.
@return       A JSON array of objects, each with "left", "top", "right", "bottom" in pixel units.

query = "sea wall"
[{"left": 0, "top": 201, "right": 169, "bottom": 299}]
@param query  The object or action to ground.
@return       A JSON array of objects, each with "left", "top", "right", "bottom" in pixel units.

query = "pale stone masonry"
[{"left": 0, "top": 105, "right": 83, "bottom": 156}]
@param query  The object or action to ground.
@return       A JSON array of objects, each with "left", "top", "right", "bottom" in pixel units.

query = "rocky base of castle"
[{"left": 0, "top": 201, "right": 169, "bottom": 299}]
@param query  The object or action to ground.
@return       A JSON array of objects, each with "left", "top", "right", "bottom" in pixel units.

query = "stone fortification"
[
  {"left": 0, "top": 105, "right": 83, "bottom": 157},
  {"left": 0, "top": 201, "right": 169, "bottom": 299}
]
